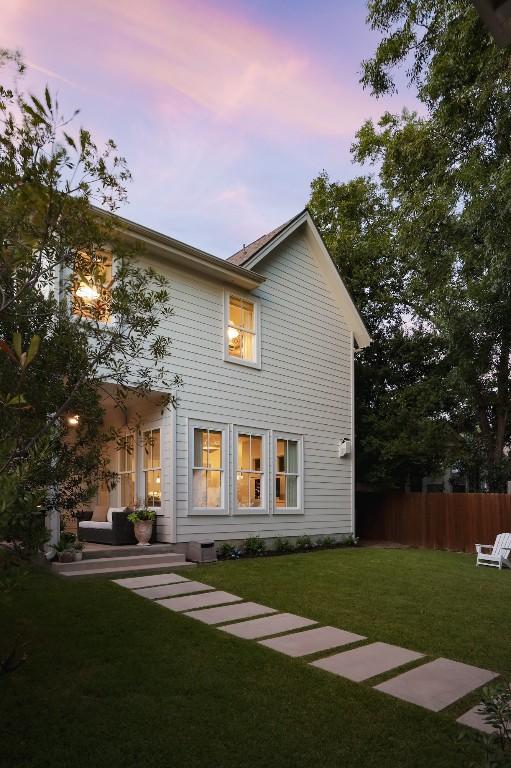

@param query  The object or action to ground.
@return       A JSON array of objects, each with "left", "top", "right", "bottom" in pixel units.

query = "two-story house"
[{"left": 75, "top": 208, "right": 370, "bottom": 548}]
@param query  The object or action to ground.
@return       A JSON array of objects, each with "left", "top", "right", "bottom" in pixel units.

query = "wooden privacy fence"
[{"left": 356, "top": 492, "right": 511, "bottom": 553}]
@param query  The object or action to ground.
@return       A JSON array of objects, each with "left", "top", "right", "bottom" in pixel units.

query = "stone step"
[
  {"left": 53, "top": 552, "right": 191, "bottom": 577},
  {"left": 83, "top": 543, "right": 174, "bottom": 561}
]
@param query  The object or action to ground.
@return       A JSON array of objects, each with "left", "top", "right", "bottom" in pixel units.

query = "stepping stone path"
[
  {"left": 185, "top": 602, "right": 277, "bottom": 625},
  {"left": 311, "top": 641, "right": 423, "bottom": 682},
  {"left": 158, "top": 590, "right": 241, "bottom": 612},
  {"left": 375, "top": 658, "right": 498, "bottom": 712},
  {"left": 134, "top": 581, "right": 214, "bottom": 600},
  {"left": 112, "top": 573, "right": 502, "bottom": 733},
  {"left": 220, "top": 613, "right": 316, "bottom": 639},
  {"left": 457, "top": 705, "right": 498, "bottom": 734},
  {"left": 260, "top": 626, "right": 365, "bottom": 657}
]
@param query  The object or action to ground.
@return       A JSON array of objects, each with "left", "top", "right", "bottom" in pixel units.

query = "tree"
[
  {"left": 309, "top": 172, "right": 454, "bottom": 488},
  {"left": 348, "top": 0, "right": 511, "bottom": 491},
  {"left": 0, "top": 50, "right": 180, "bottom": 554}
]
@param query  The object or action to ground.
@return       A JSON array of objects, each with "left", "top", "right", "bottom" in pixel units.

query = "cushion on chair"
[
  {"left": 91, "top": 505, "right": 108, "bottom": 522},
  {"left": 106, "top": 507, "right": 125, "bottom": 523},
  {"left": 79, "top": 521, "right": 113, "bottom": 530}
]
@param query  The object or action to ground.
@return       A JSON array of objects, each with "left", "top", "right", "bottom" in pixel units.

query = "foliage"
[
  {"left": 51, "top": 535, "right": 77, "bottom": 553},
  {"left": 295, "top": 534, "right": 314, "bottom": 551},
  {"left": 243, "top": 535, "right": 266, "bottom": 557},
  {"left": 0, "top": 50, "right": 180, "bottom": 554},
  {"left": 457, "top": 682, "right": 511, "bottom": 767},
  {"left": 273, "top": 537, "right": 294, "bottom": 553},
  {"left": 218, "top": 542, "right": 241, "bottom": 560},
  {"left": 309, "top": 173, "right": 455, "bottom": 488},
  {"left": 343, "top": 535, "right": 360, "bottom": 547},
  {"left": 350, "top": 0, "right": 511, "bottom": 490},
  {"left": 127, "top": 506, "right": 156, "bottom": 523}
]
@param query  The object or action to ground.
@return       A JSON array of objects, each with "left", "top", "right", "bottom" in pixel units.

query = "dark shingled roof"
[{"left": 228, "top": 210, "right": 305, "bottom": 267}]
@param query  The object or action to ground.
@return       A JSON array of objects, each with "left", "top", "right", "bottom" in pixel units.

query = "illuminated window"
[
  {"left": 234, "top": 430, "right": 267, "bottom": 512},
  {"left": 224, "top": 293, "right": 260, "bottom": 367},
  {"left": 119, "top": 434, "right": 135, "bottom": 507},
  {"left": 275, "top": 435, "right": 302, "bottom": 512},
  {"left": 143, "top": 428, "right": 161, "bottom": 508},
  {"left": 191, "top": 425, "right": 226, "bottom": 512},
  {"left": 72, "top": 250, "right": 112, "bottom": 321}
]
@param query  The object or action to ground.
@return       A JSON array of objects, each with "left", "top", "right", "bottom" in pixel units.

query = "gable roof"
[
  {"left": 229, "top": 211, "right": 305, "bottom": 267},
  {"left": 229, "top": 209, "right": 371, "bottom": 350}
]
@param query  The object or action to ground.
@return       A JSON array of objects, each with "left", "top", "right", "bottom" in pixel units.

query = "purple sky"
[{"left": 3, "top": 0, "right": 417, "bottom": 256}]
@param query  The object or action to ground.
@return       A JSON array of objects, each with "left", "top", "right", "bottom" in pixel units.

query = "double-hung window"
[
  {"left": 274, "top": 434, "right": 303, "bottom": 513},
  {"left": 119, "top": 434, "right": 135, "bottom": 507},
  {"left": 224, "top": 293, "right": 261, "bottom": 368},
  {"left": 190, "top": 422, "right": 228, "bottom": 514},
  {"left": 233, "top": 427, "right": 268, "bottom": 514},
  {"left": 143, "top": 428, "right": 161, "bottom": 508}
]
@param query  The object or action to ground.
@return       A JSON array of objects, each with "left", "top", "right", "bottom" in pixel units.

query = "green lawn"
[{"left": 1, "top": 548, "right": 509, "bottom": 768}]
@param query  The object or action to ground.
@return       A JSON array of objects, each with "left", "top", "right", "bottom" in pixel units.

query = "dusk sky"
[{"left": 3, "top": 0, "right": 418, "bottom": 256}]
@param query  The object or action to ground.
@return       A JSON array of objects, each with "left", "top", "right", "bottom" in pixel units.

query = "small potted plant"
[
  {"left": 127, "top": 505, "right": 156, "bottom": 546},
  {"left": 73, "top": 541, "right": 84, "bottom": 561},
  {"left": 52, "top": 537, "right": 75, "bottom": 563}
]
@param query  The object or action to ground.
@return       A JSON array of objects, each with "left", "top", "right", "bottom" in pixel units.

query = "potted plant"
[
  {"left": 73, "top": 541, "right": 84, "bottom": 561},
  {"left": 52, "top": 537, "right": 75, "bottom": 563},
  {"left": 127, "top": 505, "right": 156, "bottom": 546}
]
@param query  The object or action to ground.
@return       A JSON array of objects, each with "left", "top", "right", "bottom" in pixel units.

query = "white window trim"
[
  {"left": 141, "top": 427, "right": 162, "bottom": 511},
  {"left": 223, "top": 289, "right": 261, "bottom": 370},
  {"left": 188, "top": 419, "right": 229, "bottom": 516},
  {"left": 272, "top": 432, "right": 304, "bottom": 515},
  {"left": 232, "top": 425, "right": 269, "bottom": 515},
  {"left": 118, "top": 432, "right": 136, "bottom": 508}
]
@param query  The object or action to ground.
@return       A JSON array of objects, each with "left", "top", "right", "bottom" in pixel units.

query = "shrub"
[
  {"left": 320, "top": 536, "right": 336, "bottom": 548},
  {"left": 457, "top": 682, "right": 511, "bottom": 765},
  {"left": 295, "top": 534, "right": 314, "bottom": 551},
  {"left": 244, "top": 536, "right": 266, "bottom": 557},
  {"left": 273, "top": 537, "right": 294, "bottom": 554},
  {"left": 218, "top": 542, "right": 241, "bottom": 560},
  {"left": 343, "top": 534, "right": 360, "bottom": 547}
]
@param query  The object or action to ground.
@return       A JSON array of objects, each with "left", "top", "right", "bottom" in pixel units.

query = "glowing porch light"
[
  {"left": 76, "top": 282, "right": 100, "bottom": 301},
  {"left": 67, "top": 414, "right": 80, "bottom": 426}
]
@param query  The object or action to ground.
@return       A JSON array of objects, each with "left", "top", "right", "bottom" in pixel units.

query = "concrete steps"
[
  {"left": 82, "top": 543, "right": 174, "bottom": 561},
  {"left": 53, "top": 552, "right": 193, "bottom": 577}
]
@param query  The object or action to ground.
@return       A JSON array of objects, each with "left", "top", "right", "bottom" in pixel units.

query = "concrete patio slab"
[
  {"left": 185, "top": 602, "right": 277, "bottom": 625},
  {"left": 311, "top": 642, "right": 424, "bottom": 682},
  {"left": 133, "top": 581, "right": 213, "bottom": 600},
  {"left": 157, "top": 591, "right": 242, "bottom": 612},
  {"left": 220, "top": 613, "right": 316, "bottom": 640},
  {"left": 113, "top": 573, "right": 188, "bottom": 589},
  {"left": 457, "top": 705, "right": 498, "bottom": 734},
  {"left": 259, "top": 626, "right": 366, "bottom": 657},
  {"left": 375, "top": 658, "right": 499, "bottom": 712}
]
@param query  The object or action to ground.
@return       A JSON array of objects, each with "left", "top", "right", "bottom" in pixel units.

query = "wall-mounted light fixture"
[
  {"left": 338, "top": 438, "right": 351, "bottom": 458},
  {"left": 67, "top": 414, "right": 80, "bottom": 426}
]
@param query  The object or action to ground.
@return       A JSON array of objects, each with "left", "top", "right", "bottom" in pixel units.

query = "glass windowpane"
[
  {"left": 229, "top": 296, "right": 243, "bottom": 326},
  {"left": 151, "top": 429, "right": 160, "bottom": 467},
  {"left": 194, "top": 428, "right": 205, "bottom": 467},
  {"left": 250, "top": 473, "right": 262, "bottom": 507},
  {"left": 238, "top": 434, "right": 251, "bottom": 470},
  {"left": 287, "top": 441, "right": 298, "bottom": 473},
  {"left": 193, "top": 469, "right": 207, "bottom": 507},
  {"left": 240, "top": 331, "right": 255, "bottom": 361},
  {"left": 207, "top": 431, "right": 222, "bottom": 469},
  {"left": 242, "top": 301, "right": 254, "bottom": 332},
  {"left": 237, "top": 472, "right": 250, "bottom": 507},
  {"left": 145, "top": 469, "right": 161, "bottom": 507},
  {"left": 287, "top": 475, "right": 298, "bottom": 507},
  {"left": 207, "top": 470, "right": 222, "bottom": 508},
  {"left": 276, "top": 439, "right": 286, "bottom": 473},
  {"left": 275, "top": 475, "right": 286, "bottom": 507}
]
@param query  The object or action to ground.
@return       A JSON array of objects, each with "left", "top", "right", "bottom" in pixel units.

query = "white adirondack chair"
[{"left": 476, "top": 533, "right": 511, "bottom": 569}]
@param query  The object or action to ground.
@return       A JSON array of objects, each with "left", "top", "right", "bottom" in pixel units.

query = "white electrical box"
[{"left": 338, "top": 439, "right": 351, "bottom": 458}]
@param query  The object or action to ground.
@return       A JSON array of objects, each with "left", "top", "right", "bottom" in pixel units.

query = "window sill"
[
  {"left": 273, "top": 508, "right": 304, "bottom": 515},
  {"left": 188, "top": 507, "right": 230, "bottom": 516},
  {"left": 224, "top": 354, "right": 261, "bottom": 370}
]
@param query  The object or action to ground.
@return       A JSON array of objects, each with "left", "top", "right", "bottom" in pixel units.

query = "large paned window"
[
  {"left": 274, "top": 435, "right": 303, "bottom": 512},
  {"left": 143, "top": 428, "right": 161, "bottom": 507},
  {"left": 224, "top": 293, "right": 260, "bottom": 368},
  {"left": 119, "top": 434, "right": 135, "bottom": 507},
  {"left": 72, "top": 250, "right": 113, "bottom": 322},
  {"left": 191, "top": 424, "right": 227, "bottom": 513},
  {"left": 234, "top": 428, "right": 267, "bottom": 513}
]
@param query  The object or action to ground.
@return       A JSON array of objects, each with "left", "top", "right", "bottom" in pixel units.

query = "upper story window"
[
  {"left": 224, "top": 292, "right": 261, "bottom": 369},
  {"left": 143, "top": 428, "right": 161, "bottom": 508},
  {"left": 72, "top": 250, "right": 113, "bottom": 322}
]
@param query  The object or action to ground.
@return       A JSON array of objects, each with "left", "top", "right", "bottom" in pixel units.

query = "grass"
[{"left": 1, "top": 547, "right": 509, "bottom": 768}]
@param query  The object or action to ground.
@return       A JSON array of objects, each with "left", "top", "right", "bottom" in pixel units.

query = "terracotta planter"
[
  {"left": 57, "top": 550, "right": 74, "bottom": 563},
  {"left": 133, "top": 520, "right": 153, "bottom": 546}
]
